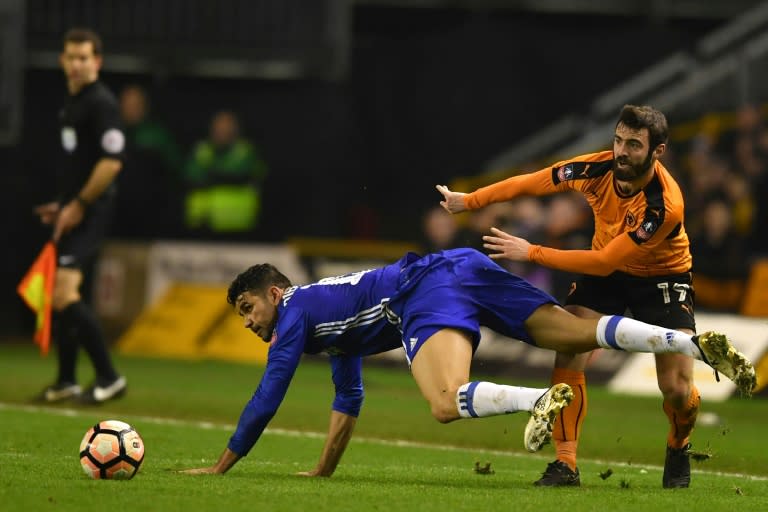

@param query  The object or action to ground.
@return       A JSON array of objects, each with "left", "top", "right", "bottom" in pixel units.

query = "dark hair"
[
  {"left": 617, "top": 104, "right": 668, "bottom": 149},
  {"left": 227, "top": 264, "right": 292, "bottom": 306},
  {"left": 63, "top": 28, "right": 103, "bottom": 55}
]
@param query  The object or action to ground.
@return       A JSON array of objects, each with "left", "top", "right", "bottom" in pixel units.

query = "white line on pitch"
[{"left": 2, "top": 401, "right": 765, "bottom": 482}]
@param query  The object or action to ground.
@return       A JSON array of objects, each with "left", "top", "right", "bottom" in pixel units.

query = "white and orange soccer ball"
[{"left": 79, "top": 420, "right": 145, "bottom": 480}]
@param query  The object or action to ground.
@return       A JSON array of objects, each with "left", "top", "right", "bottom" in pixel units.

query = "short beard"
[{"left": 614, "top": 150, "right": 654, "bottom": 181}]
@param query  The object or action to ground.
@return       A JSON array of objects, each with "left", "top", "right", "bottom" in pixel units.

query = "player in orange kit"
[{"left": 437, "top": 105, "right": 703, "bottom": 488}]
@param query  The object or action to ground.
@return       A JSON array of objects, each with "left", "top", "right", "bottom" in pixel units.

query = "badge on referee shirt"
[{"left": 61, "top": 127, "right": 77, "bottom": 152}]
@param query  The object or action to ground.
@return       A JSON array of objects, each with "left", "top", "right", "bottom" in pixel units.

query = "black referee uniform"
[
  {"left": 43, "top": 79, "right": 127, "bottom": 403},
  {"left": 57, "top": 80, "right": 124, "bottom": 267}
]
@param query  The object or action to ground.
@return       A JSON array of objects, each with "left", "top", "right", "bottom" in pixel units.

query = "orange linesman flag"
[{"left": 17, "top": 242, "right": 57, "bottom": 355}]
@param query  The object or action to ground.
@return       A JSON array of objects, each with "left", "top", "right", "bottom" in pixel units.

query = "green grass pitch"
[{"left": 1, "top": 343, "right": 766, "bottom": 511}]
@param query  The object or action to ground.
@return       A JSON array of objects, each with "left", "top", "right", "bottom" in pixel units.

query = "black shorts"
[
  {"left": 564, "top": 271, "right": 696, "bottom": 332},
  {"left": 57, "top": 195, "right": 114, "bottom": 269}
]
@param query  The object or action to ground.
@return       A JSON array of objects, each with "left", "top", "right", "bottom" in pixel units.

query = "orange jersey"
[{"left": 464, "top": 150, "right": 691, "bottom": 277}]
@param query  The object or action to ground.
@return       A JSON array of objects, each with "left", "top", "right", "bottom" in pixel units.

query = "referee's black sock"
[
  {"left": 60, "top": 301, "right": 119, "bottom": 384},
  {"left": 53, "top": 310, "right": 78, "bottom": 384}
]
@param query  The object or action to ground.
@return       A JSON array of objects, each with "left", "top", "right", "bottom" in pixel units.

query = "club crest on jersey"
[
  {"left": 557, "top": 164, "right": 575, "bottom": 181},
  {"left": 636, "top": 219, "right": 657, "bottom": 240},
  {"left": 625, "top": 211, "right": 636, "bottom": 227},
  {"left": 61, "top": 127, "right": 77, "bottom": 152}
]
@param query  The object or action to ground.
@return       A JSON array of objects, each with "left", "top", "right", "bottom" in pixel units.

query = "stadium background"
[{"left": 1, "top": 0, "right": 767, "bottom": 394}]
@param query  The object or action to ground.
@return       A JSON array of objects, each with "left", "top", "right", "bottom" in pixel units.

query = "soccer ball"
[{"left": 79, "top": 420, "right": 145, "bottom": 479}]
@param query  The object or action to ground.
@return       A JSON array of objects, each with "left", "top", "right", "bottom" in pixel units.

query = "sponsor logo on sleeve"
[{"left": 101, "top": 128, "right": 125, "bottom": 154}]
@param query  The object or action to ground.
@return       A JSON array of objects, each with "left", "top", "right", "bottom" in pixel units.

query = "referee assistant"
[{"left": 34, "top": 28, "right": 127, "bottom": 404}]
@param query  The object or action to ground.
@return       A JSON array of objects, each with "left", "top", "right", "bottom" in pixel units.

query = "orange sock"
[
  {"left": 551, "top": 368, "right": 587, "bottom": 471},
  {"left": 663, "top": 385, "right": 700, "bottom": 449}
]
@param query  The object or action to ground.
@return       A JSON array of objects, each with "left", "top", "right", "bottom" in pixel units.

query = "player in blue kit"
[{"left": 181, "top": 248, "right": 755, "bottom": 477}]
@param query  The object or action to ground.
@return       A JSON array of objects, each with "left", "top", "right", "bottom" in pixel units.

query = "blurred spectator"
[
  {"left": 541, "top": 193, "right": 593, "bottom": 299},
  {"left": 120, "top": 84, "right": 181, "bottom": 173},
  {"left": 114, "top": 84, "right": 182, "bottom": 237},
  {"left": 716, "top": 104, "right": 767, "bottom": 188},
  {"left": 679, "top": 106, "right": 766, "bottom": 259},
  {"left": 732, "top": 135, "right": 765, "bottom": 180},
  {"left": 505, "top": 196, "right": 547, "bottom": 241},
  {"left": 420, "top": 205, "right": 459, "bottom": 253},
  {"left": 750, "top": 166, "right": 768, "bottom": 255},
  {"left": 716, "top": 104, "right": 764, "bottom": 166},
  {"left": 723, "top": 172, "right": 755, "bottom": 237},
  {"left": 183, "top": 110, "right": 268, "bottom": 238},
  {"left": 497, "top": 197, "right": 554, "bottom": 293},
  {"left": 690, "top": 197, "right": 749, "bottom": 311},
  {"left": 682, "top": 152, "right": 731, "bottom": 239},
  {"left": 542, "top": 194, "right": 592, "bottom": 248},
  {"left": 452, "top": 203, "right": 512, "bottom": 253}
]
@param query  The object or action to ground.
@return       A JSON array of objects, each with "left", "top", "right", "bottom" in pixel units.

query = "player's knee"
[
  {"left": 52, "top": 290, "right": 79, "bottom": 311},
  {"left": 658, "top": 384, "right": 689, "bottom": 406},
  {"left": 657, "top": 376, "right": 691, "bottom": 405},
  {"left": 53, "top": 270, "right": 82, "bottom": 311},
  {"left": 430, "top": 406, "right": 456, "bottom": 424},
  {"left": 428, "top": 395, "right": 460, "bottom": 423}
]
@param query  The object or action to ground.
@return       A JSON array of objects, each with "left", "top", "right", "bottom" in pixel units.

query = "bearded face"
[
  {"left": 613, "top": 123, "right": 656, "bottom": 181},
  {"left": 614, "top": 148, "right": 654, "bottom": 181}
]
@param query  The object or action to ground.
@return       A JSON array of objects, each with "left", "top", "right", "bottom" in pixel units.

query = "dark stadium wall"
[{"left": 1, "top": 8, "right": 719, "bottom": 336}]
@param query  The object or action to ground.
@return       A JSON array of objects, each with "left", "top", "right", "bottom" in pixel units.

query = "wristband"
[{"left": 75, "top": 196, "right": 90, "bottom": 208}]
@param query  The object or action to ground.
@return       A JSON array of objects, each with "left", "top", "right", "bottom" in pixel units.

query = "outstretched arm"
[
  {"left": 437, "top": 167, "right": 564, "bottom": 216},
  {"left": 297, "top": 411, "right": 358, "bottom": 477},
  {"left": 483, "top": 226, "right": 657, "bottom": 276},
  {"left": 180, "top": 308, "right": 308, "bottom": 475},
  {"left": 436, "top": 184, "right": 468, "bottom": 213}
]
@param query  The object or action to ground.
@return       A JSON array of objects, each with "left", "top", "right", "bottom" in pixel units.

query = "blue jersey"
[{"left": 228, "top": 248, "right": 557, "bottom": 455}]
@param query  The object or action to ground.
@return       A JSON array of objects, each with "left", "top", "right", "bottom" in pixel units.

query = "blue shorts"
[{"left": 386, "top": 248, "right": 558, "bottom": 364}]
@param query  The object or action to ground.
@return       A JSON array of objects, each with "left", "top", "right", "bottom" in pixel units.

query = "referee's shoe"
[
  {"left": 78, "top": 376, "right": 127, "bottom": 404},
  {"left": 36, "top": 382, "right": 82, "bottom": 403}
]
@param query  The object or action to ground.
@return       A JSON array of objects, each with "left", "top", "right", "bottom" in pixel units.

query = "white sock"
[
  {"left": 595, "top": 315, "right": 701, "bottom": 359},
  {"left": 456, "top": 381, "right": 549, "bottom": 418}
]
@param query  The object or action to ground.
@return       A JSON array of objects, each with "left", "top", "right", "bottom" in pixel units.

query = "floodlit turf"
[{"left": 1, "top": 343, "right": 767, "bottom": 511}]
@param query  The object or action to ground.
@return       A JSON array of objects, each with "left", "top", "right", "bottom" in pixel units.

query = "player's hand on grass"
[
  {"left": 178, "top": 467, "right": 221, "bottom": 475},
  {"left": 296, "top": 468, "right": 331, "bottom": 477},
  {"left": 436, "top": 184, "right": 467, "bottom": 214},
  {"left": 179, "top": 448, "right": 240, "bottom": 475},
  {"left": 483, "top": 227, "right": 531, "bottom": 262}
]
